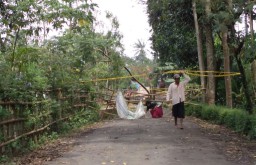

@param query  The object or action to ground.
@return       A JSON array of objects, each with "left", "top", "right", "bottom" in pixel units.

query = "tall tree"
[
  {"left": 146, "top": 0, "right": 198, "bottom": 68},
  {"left": 219, "top": 0, "right": 233, "bottom": 107},
  {"left": 192, "top": 0, "right": 206, "bottom": 102},
  {"left": 248, "top": 0, "right": 254, "bottom": 42},
  {"left": 252, "top": 60, "right": 256, "bottom": 100},
  {"left": 204, "top": 0, "right": 216, "bottom": 105},
  {"left": 146, "top": 0, "right": 255, "bottom": 110},
  {"left": 0, "top": 0, "right": 96, "bottom": 68},
  {"left": 133, "top": 39, "right": 148, "bottom": 63}
]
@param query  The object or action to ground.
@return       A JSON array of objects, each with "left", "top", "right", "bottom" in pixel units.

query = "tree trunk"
[
  {"left": 252, "top": 60, "right": 256, "bottom": 87},
  {"left": 239, "top": 0, "right": 253, "bottom": 113},
  {"left": 204, "top": 0, "right": 216, "bottom": 105},
  {"left": 0, "top": 35, "right": 5, "bottom": 53},
  {"left": 69, "top": 2, "right": 73, "bottom": 29},
  {"left": 248, "top": 0, "right": 254, "bottom": 52},
  {"left": 192, "top": 0, "right": 206, "bottom": 102},
  {"left": 222, "top": 30, "right": 232, "bottom": 108},
  {"left": 234, "top": 54, "right": 253, "bottom": 114},
  {"left": 244, "top": 3, "right": 248, "bottom": 36},
  {"left": 249, "top": 9, "right": 254, "bottom": 42},
  {"left": 221, "top": 0, "right": 233, "bottom": 108},
  {"left": 11, "top": 28, "right": 20, "bottom": 70},
  {"left": 252, "top": 60, "right": 256, "bottom": 101}
]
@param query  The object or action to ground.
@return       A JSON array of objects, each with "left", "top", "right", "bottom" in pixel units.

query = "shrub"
[
  {"left": 247, "top": 115, "right": 256, "bottom": 139},
  {"left": 186, "top": 103, "right": 256, "bottom": 139},
  {"left": 220, "top": 109, "right": 248, "bottom": 133},
  {"left": 217, "top": 108, "right": 229, "bottom": 125},
  {"left": 222, "top": 109, "right": 237, "bottom": 129},
  {"left": 233, "top": 110, "right": 249, "bottom": 133},
  {"left": 185, "top": 103, "right": 202, "bottom": 117},
  {"left": 201, "top": 105, "right": 219, "bottom": 122}
]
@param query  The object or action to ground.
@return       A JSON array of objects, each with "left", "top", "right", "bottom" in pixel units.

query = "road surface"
[{"left": 44, "top": 110, "right": 240, "bottom": 165}]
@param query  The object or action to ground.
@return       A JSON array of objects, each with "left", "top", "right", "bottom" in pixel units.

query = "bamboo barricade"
[
  {"left": 0, "top": 88, "right": 112, "bottom": 155},
  {"left": 0, "top": 85, "right": 204, "bottom": 155}
]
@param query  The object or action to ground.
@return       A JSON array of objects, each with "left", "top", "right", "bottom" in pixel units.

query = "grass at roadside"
[{"left": 185, "top": 103, "right": 256, "bottom": 140}]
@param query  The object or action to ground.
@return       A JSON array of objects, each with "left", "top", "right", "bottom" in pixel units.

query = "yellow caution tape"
[
  {"left": 163, "top": 70, "right": 240, "bottom": 77},
  {"left": 80, "top": 70, "right": 241, "bottom": 83},
  {"left": 185, "top": 70, "right": 240, "bottom": 77},
  {"left": 80, "top": 74, "right": 147, "bottom": 83}
]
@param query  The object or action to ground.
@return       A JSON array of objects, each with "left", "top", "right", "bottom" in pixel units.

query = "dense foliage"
[
  {"left": 0, "top": 0, "right": 155, "bottom": 160},
  {"left": 146, "top": 0, "right": 256, "bottom": 111},
  {"left": 146, "top": 0, "right": 198, "bottom": 68},
  {"left": 186, "top": 103, "right": 256, "bottom": 139}
]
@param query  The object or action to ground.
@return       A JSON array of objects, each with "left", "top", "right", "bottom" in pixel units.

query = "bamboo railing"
[{"left": 0, "top": 88, "right": 113, "bottom": 155}]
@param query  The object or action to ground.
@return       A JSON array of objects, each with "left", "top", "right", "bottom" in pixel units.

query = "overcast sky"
[{"left": 93, "top": 0, "right": 153, "bottom": 59}]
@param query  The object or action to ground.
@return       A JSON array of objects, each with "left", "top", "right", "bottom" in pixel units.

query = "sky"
[{"left": 92, "top": 0, "right": 153, "bottom": 59}]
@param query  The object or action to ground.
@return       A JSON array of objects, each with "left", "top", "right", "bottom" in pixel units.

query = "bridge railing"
[{"left": 0, "top": 88, "right": 113, "bottom": 156}]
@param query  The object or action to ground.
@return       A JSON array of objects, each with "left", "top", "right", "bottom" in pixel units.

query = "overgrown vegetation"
[
  {"left": 146, "top": 0, "right": 256, "bottom": 111},
  {"left": 186, "top": 103, "right": 256, "bottom": 139},
  {"left": 0, "top": 0, "right": 255, "bottom": 162},
  {"left": 0, "top": 0, "right": 154, "bottom": 161}
]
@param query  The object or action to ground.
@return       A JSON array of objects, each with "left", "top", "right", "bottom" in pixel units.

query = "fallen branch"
[{"left": 124, "top": 66, "right": 150, "bottom": 94}]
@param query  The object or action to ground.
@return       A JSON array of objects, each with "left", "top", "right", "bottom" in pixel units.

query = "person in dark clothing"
[
  {"left": 166, "top": 71, "right": 191, "bottom": 129},
  {"left": 146, "top": 101, "right": 163, "bottom": 118}
]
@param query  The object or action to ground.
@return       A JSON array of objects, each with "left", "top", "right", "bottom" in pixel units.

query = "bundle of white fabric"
[{"left": 115, "top": 90, "right": 146, "bottom": 119}]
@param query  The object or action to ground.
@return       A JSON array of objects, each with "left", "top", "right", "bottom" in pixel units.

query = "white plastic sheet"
[{"left": 116, "top": 90, "right": 146, "bottom": 119}]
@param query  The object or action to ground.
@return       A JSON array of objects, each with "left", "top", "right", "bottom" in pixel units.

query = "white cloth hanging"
[{"left": 115, "top": 90, "right": 146, "bottom": 119}]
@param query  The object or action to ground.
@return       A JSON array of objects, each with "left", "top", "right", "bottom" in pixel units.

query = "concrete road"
[{"left": 45, "top": 112, "right": 238, "bottom": 165}]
